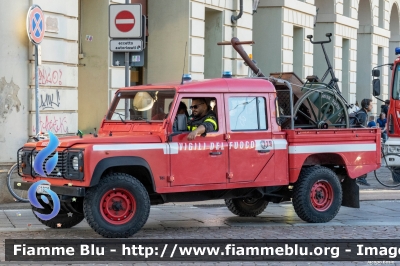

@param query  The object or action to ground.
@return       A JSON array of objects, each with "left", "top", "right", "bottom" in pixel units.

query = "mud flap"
[{"left": 341, "top": 176, "right": 360, "bottom": 208}]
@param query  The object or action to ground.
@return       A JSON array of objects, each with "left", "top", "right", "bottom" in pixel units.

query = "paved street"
[
  {"left": 1, "top": 197, "right": 399, "bottom": 232},
  {"left": 0, "top": 198, "right": 400, "bottom": 265}
]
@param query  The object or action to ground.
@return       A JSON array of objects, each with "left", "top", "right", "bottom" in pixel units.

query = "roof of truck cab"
[{"left": 117, "top": 78, "right": 276, "bottom": 93}]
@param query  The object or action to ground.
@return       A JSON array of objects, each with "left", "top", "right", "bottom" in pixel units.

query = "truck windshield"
[
  {"left": 107, "top": 90, "right": 176, "bottom": 121},
  {"left": 393, "top": 65, "right": 400, "bottom": 100}
]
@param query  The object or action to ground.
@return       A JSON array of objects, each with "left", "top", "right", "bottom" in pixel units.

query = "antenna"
[{"left": 181, "top": 42, "right": 188, "bottom": 85}]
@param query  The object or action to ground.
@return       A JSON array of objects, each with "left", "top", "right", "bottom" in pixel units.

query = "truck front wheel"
[
  {"left": 225, "top": 197, "right": 269, "bottom": 217},
  {"left": 292, "top": 166, "right": 342, "bottom": 223},
  {"left": 83, "top": 173, "right": 150, "bottom": 238}
]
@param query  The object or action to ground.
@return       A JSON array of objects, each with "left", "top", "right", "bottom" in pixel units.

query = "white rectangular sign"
[
  {"left": 109, "top": 4, "right": 142, "bottom": 38},
  {"left": 110, "top": 39, "right": 143, "bottom": 52},
  {"left": 37, "top": 184, "right": 50, "bottom": 194}
]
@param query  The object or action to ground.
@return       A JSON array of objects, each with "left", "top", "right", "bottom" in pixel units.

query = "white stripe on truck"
[{"left": 288, "top": 143, "right": 377, "bottom": 154}]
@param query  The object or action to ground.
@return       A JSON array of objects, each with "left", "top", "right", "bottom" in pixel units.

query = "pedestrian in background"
[
  {"left": 381, "top": 100, "right": 390, "bottom": 116},
  {"left": 356, "top": 99, "right": 373, "bottom": 186},
  {"left": 367, "top": 116, "right": 377, "bottom": 128},
  {"left": 377, "top": 113, "right": 387, "bottom": 143},
  {"left": 354, "top": 99, "right": 372, "bottom": 127},
  {"left": 354, "top": 101, "right": 360, "bottom": 112}
]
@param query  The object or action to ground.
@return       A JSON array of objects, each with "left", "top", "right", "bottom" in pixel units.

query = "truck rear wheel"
[
  {"left": 32, "top": 207, "right": 84, "bottom": 229},
  {"left": 225, "top": 197, "right": 268, "bottom": 217},
  {"left": 292, "top": 166, "right": 342, "bottom": 223},
  {"left": 83, "top": 173, "right": 150, "bottom": 238}
]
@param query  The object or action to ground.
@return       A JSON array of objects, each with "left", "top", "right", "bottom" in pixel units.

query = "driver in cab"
[{"left": 187, "top": 98, "right": 218, "bottom": 140}]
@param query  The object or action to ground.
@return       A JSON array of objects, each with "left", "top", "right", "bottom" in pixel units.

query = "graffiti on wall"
[
  {"left": 39, "top": 90, "right": 61, "bottom": 110},
  {"left": 0, "top": 77, "right": 21, "bottom": 121},
  {"left": 32, "top": 66, "right": 63, "bottom": 86},
  {"left": 32, "top": 115, "right": 69, "bottom": 134}
]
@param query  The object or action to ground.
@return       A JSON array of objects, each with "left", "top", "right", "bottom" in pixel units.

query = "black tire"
[
  {"left": 391, "top": 167, "right": 400, "bottom": 183},
  {"left": 32, "top": 207, "right": 84, "bottom": 229},
  {"left": 83, "top": 173, "right": 150, "bottom": 238},
  {"left": 7, "top": 163, "right": 29, "bottom": 202},
  {"left": 225, "top": 197, "right": 269, "bottom": 217},
  {"left": 292, "top": 166, "right": 342, "bottom": 223}
]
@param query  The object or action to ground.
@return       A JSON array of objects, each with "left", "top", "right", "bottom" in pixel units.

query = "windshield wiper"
[
  {"left": 135, "top": 117, "right": 151, "bottom": 124},
  {"left": 111, "top": 111, "right": 126, "bottom": 124}
]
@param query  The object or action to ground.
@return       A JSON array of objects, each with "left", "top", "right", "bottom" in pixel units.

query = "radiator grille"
[{"left": 32, "top": 150, "right": 67, "bottom": 178}]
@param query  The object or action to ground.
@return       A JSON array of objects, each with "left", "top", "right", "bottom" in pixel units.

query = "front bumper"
[{"left": 15, "top": 181, "right": 85, "bottom": 197}]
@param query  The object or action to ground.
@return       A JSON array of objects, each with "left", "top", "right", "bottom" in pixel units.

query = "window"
[
  {"left": 228, "top": 97, "right": 267, "bottom": 131},
  {"left": 343, "top": 0, "right": 351, "bottom": 17},
  {"left": 392, "top": 65, "right": 400, "bottom": 100},
  {"left": 107, "top": 89, "right": 175, "bottom": 121},
  {"left": 174, "top": 97, "right": 219, "bottom": 132},
  {"left": 379, "top": 0, "right": 384, "bottom": 28}
]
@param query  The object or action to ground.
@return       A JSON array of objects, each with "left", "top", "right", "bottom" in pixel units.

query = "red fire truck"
[
  {"left": 16, "top": 74, "right": 381, "bottom": 238},
  {"left": 372, "top": 47, "right": 400, "bottom": 182}
]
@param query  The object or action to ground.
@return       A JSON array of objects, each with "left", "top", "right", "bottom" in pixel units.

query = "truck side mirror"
[
  {"left": 373, "top": 79, "right": 381, "bottom": 96},
  {"left": 372, "top": 69, "right": 380, "bottom": 77},
  {"left": 176, "top": 114, "right": 188, "bottom": 131}
]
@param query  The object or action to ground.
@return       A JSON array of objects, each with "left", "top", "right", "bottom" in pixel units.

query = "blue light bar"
[
  {"left": 222, "top": 71, "right": 232, "bottom": 78},
  {"left": 182, "top": 74, "right": 192, "bottom": 82}
]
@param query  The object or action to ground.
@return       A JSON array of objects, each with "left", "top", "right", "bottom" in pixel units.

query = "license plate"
[{"left": 37, "top": 184, "right": 50, "bottom": 194}]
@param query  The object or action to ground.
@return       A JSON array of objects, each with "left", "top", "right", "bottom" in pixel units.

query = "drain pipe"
[{"left": 231, "top": 0, "right": 243, "bottom": 23}]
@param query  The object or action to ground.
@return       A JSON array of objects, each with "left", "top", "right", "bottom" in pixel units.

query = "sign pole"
[
  {"left": 27, "top": 4, "right": 45, "bottom": 134},
  {"left": 35, "top": 44, "right": 40, "bottom": 134},
  {"left": 125, "top": 52, "right": 129, "bottom": 118},
  {"left": 109, "top": 3, "right": 143, "bottom": 117},
  {"left": 124, "top": 0, "right": 130, "bottom": 119}
]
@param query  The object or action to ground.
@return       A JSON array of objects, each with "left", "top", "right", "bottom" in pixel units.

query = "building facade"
[{"left": 0, "top": 0, "right": 399, "bottom": 166}]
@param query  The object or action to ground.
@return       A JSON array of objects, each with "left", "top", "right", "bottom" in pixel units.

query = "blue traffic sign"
[{"left": 27, "top": 5, "right": 45, "bottom": 44}]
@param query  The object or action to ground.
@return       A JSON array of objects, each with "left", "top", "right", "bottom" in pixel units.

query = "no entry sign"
[
  {"left": 116, "top": 11, "right": 135, "bottom": 32},
  {"left": 109, "top": 4, "right": 142, "bottom": 38},
  {"left": 27, "top": 5, "right": 45, "bottom": 44}
]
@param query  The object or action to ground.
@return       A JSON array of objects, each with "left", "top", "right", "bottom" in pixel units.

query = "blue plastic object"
[
  {"left": 222, "top": 71, "right": 232, "bottom": 78},
  {"left": 182, "top": 74, "right": 192, "bottom": 83},
  {"left": 396, "top": 47, "right": 400, "bottom": 55}
]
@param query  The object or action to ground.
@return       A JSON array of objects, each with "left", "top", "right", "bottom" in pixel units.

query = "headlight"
[
  {"left": 387, "top": 145, "right": 400, "bottom": 154},
  {"left": 72, "top": 156, "right": 79, "bottom": 171},
  {"left": 66, "top": 149, "right": 84, "bottom": 180},
  {"left": 27, "top": 154, "right": 36, "bottom": 165}
]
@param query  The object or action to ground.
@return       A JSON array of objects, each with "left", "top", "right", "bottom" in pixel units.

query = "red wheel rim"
[
  {"left": 310, "top": 180, "right": 333, "bottom": 212},
  {"left": 100, "top": 188, "right": 136, "bottom": 225}
]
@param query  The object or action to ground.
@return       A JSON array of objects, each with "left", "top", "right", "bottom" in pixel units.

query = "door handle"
[
  {"left": 258, "top": 150, "right": 270, "bottom": 153},
  {"left": 210, "top": 151, "right": 222, "bottom": 156}
]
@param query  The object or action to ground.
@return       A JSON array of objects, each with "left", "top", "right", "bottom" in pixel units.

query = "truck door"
[
  {"left": 224, "top": 94, "right": 274, "bottom": 183},
  {"left": 169, "top": 94, "right": 228, "bottom": 186}
]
